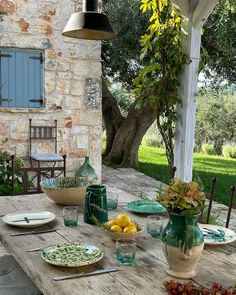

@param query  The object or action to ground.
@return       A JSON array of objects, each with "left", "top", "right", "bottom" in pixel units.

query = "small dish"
[
  {"left": 199, "top": 224, "right": 236, "bottom": 245},
  {"left": 2, "top": 211, "right": 55, "bottom": 228},
  {"left": 127, "top": 200, "right": 166, "bottom": 214},
  {"left": 42, "top": 243, "right": 104, "bottom": 267}
]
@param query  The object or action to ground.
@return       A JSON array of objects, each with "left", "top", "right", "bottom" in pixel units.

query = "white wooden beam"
[
  {"left": 174, "top": 22, "right": 201, "bottom": 182},
  {"left": 193, "top": 0, "right": 218, "bottom": 27},
  {"left": 171, "top": 0, "right": 189, "bottom": 18}
]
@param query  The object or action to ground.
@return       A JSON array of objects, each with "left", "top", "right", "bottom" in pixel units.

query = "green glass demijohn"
[{"left": 75, "top": 156, "right": 97, "bottom": 180}]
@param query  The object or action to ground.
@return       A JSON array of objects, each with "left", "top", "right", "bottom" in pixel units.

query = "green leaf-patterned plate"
[
  {"left": 42, "top": 243, "right": 104, "bottom": 267},
  {"left": 127, "top": 200, "right": 167, "bottom": 214}
]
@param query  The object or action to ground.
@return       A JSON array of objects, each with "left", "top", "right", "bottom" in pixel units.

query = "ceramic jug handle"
[
  {"left": 87, "top": 191, "right": 94, "bottom": 217},
  {"left": 184, "top": 216, "right": 194, "bottom": 253}
]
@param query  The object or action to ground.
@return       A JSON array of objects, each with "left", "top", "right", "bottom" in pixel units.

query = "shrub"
[
  {"left": 201, "top": 144, "right": 215, "bottom": 155},
  {"left": 142, "top": 135, "right": 162, "bottom": 148},
  {"left": 222, "top": 146, "right": 236, "bottom": 158},
  {"left": 0, "top": 150, "right": 24, "bottom": 196}
]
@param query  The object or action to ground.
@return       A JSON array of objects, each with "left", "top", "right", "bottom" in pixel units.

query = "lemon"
[
  {"left": 123, "top": 224, "right": 138, "bottom": 233},
  {"left": 106, "top": 220, "right": 118, "bottom": 228},
  {"left": 115, "top": 214, "right": 131, "bottom": 228},
  {"left": 110, "top": 225, "right": 123, "bottom": 232}
]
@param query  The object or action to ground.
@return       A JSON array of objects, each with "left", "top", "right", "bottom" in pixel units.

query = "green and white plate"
[
  {"left": 199, "top": 224, "right": 236, "bottom": 245},
  {"left": 127, "top": 200, "right": 167, "bottom": 214},
  {"left": 42, "top": 243, "right": 104, "bottom": 267}
]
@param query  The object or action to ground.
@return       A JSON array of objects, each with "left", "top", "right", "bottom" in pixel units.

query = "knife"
[
  {"left": 10, "top": 228, "right": 58, "bottom": 236},
  {"left": 11, "top": 217, "right": 48, "bottom": 222},
  {"left": 53, "top": 268, "right": 119, "bottom": 281}
]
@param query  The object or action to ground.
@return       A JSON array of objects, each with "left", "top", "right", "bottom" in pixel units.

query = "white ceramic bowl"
[{"left": 40, "top": 177, "right": 96, "bottom": 206}]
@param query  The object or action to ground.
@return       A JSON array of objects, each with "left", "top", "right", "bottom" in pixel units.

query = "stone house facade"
[{"left": 0, "top": 0, "right": 102, "bottom": 179}]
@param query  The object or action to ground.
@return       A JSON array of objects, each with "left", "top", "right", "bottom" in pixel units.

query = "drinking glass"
[
  {"left": 63, "top": 206, "right": 79, "bottom": 227},
  {"left": 116, "top": 238, "right": 136, "bottom": 266},
  {"left": 146, "top": 215, "right": 165, "bottom": 238},
  {"left": 107, "top": 194, "right": 118, "bottom": 210}
]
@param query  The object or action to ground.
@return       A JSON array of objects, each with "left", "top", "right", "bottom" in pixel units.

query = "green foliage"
[
  {"left": 195, "top": 88, "right": 236, "bottom": 154},
  {"left": 137, "top": 146, "right": 236, "bottom": 206},
  {"left": 110, "top": 85, "right": 134, "bottom": 116},
  {"left": 157, "top": 178, "right": 206, "bottom": 215},
  {"left": 198, "top": 206, "right": 221, "bottom": 225},
  {"left": 0, "top": 150, "right": 24, "bottom": 196},
  {"left": 222, "top": 146, "right": 236, "bottom": 159},
  {"left": 142, "top": 135, "right": 163, "bottom": 147},
  {"left": 102, "top": 0, "right": 149, "bottom": 88},
  {"left": 134, "top": 0, "right": 188, "bottom": 168},
  {"left": 201, "top": 144, "right": 215, "bottom": 156},
  {"left": 202, "top": 0, "right": 236, "bottom": 84}
]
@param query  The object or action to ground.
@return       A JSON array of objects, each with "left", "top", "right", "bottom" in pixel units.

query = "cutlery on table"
[
  {"left": 26, "top": 247, "right": 46, "bottom": 252},
  {"left": 10, "top": 228, "right": 58, "bottom": 237},
  {"left": 11, "top": 217, "right": 49, "bottom": 222},
  {"left": 53, "top": 268, "right": 119, "bottom": 281}
]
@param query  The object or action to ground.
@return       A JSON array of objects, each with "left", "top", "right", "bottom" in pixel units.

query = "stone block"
[
  {"left": 15, "top": 143, "right": 28, "bottom": 157},
  {"left": 76, "top": 134, "right": 88, "bottom": 149},
  {"left": 56, "top": 79, "right": 70, "bottom": 94},
  {"left": 70, "top": 125, "right": 88, "bottom": 135},
  {"left": 75, "top": 110, "right": 102, "bottom": 126},
  {"left": 56, "top": 71, "right": 73, "bottom": 80},
  {"left": 64, "top": 95, "right": 81, "bottom": 110},
  {"left": 71, "top": 80, "right": 84, "bottom": 96},
  {"left": 0, "top": 123, "right": 8, "bottom": 136},
  {"left": 69, "top": 149, "right": 87, "bottom": 158}
]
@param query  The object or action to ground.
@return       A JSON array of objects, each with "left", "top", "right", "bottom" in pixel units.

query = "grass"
[{"left": 137, "top": 145, "right": 236, "bottom": 206}]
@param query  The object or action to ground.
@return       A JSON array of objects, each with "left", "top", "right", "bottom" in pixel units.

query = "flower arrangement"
[{"left": 157, "top": 178, "right": 205, "bottom": 215}]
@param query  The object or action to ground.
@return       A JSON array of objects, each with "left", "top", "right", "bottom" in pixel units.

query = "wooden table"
[{"left": 0, "top": 194, "right": 236, "bottom": 295}]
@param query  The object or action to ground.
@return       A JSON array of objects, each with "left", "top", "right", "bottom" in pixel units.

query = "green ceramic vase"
[
  {"left": 161, "top": 211, "right": 204, "bottom": 279},
  {"left": 75, "top": 156, "right": 97, "bottom": 180}
]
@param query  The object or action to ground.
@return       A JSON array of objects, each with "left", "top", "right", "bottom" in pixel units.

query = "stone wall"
[{"left": 0, "top": 0, "right": 102, "bottom": 179}]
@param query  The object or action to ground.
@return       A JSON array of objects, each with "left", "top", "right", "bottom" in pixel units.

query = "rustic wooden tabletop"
[{"left": 0, "top": 193, "right": 236, "bottom": 295}]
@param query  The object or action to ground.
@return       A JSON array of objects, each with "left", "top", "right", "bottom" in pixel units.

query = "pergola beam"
[
  {"left": 193, "top": 0, "right": 219, "bottom": 27},
  {"left": 172, "top": 0, "right": 189, "bottom": 17}
]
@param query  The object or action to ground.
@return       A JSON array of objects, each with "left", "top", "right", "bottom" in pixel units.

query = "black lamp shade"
[{"left": 62, "top": 12, "right": 116, "bottom": 40}]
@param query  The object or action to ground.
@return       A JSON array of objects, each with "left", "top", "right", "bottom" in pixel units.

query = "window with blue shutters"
[{"left": 0, "top": 48, "right": 44, "bottom": 108}]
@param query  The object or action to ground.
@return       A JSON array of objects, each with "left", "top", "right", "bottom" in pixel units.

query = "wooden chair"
[
  {"left": 11, "top": 155, "right": 66, "bottom": 195},
  {"left": 205, "top": 177, "right": 236, "bottom": 228},
  {"left": 29, "top": 119, "right": 65, "bottom": 169}
]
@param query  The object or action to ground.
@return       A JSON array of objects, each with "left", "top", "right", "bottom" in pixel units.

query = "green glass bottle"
[{"left": 75, "top": 156, "right": 97, "bottom": 180}]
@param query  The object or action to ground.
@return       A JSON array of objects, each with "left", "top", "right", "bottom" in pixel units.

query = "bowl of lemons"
[{"left": 102, "top": 214, "right": 143, "bottom": 240}]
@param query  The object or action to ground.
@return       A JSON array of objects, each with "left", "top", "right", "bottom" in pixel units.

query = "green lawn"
[{"left": 137, "top": 145, "right": 236, "bottom": 206}]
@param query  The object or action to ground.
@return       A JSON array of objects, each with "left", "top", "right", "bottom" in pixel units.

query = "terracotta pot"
[{"left": 161, "top": 211, "right": 204, "bottom": 279}]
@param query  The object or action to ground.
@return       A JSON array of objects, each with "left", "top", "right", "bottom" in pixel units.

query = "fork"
[{"left": 219, "top": 248, "right": 236, "bottom": 255}]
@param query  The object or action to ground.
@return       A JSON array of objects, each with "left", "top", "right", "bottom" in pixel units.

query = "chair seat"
[
  {"left": 0, "top": 255, "right": 42, "bottom": 295},
  {"left": 30, "top": 152, "right": 64, "bottom": 162}
]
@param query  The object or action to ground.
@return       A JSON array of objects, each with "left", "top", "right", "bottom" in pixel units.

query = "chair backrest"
[
  {"left": 205, "top": 177, "right": 236, "bottom": 228},
  {"left": 29, "top": 119, "right": 58, "bottom": 154},
  {"left": 11, "top": 155, "right": 66, "bottom": 195}
]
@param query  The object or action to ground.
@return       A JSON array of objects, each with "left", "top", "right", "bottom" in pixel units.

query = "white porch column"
[
  {"left": 174, "top": 23, "right": 201, "bottom": 182},
  {"left": 173, "top": 0, "right": 218, "bottom": 181}
]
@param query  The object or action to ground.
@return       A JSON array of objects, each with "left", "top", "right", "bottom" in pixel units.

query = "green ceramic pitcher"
[{"left": 83, "top": 185, "right": 108, "bottom": 225}]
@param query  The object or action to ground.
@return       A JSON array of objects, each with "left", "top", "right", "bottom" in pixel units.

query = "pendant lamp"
[{"left": 62, "top": 0, "right": 115, "bottom": 40}]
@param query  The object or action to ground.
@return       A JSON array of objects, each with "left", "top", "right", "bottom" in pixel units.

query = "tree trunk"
[{"left": 102, "top": 79, "right": 156, "bottom": 167}]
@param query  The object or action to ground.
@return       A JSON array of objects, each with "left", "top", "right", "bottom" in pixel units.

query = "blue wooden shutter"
[{"left": 0, "top": 48, "right": 43, "bottom": 108}]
